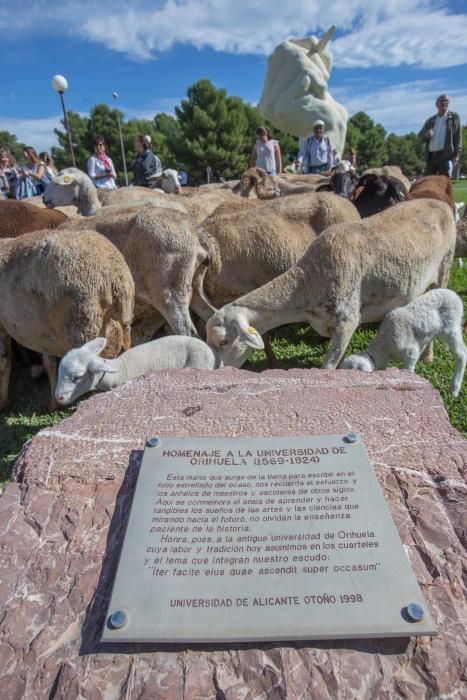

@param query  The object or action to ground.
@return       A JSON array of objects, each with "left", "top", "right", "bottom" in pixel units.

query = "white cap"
[
  {"left": 143, "top": 134, "right": 152, "bottom": 145},
  {"left": 313, "top": 119, "right": 325, "bottom": 128}
]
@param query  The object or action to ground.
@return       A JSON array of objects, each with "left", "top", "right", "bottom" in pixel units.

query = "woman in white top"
[
  {"left": 87, "top": 136, "right": 117, "bottom": 189},
  {"left": 250, "top": 126, "right": 282, "bottom": 176}
]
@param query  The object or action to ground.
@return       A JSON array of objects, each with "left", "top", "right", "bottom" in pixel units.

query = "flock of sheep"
[{"left": 0, "top": 164, "right": 466, "bottom": 411}]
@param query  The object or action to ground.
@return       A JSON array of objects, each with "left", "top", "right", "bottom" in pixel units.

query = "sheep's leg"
[
  {"left": 322, "top": 320, "right": 359, "bottom": 370},
  {"left": 161, "top": 289, "right": 199, "bottom": 337},
  {"left": 191, "top": 261, "right": 217, "bottom": 317},
  {"left": 400, "top": 349, "right": 419, "bottom": 372},
  {"left": 190, "top": 292, "right": 215, "bottom": 322},
  {"left": 420, "top": 343, "right": 434, "bottom": 364},
  {"left": 263, "top": 334, "right": 278, "bottom": 368},
  {"left": 422, "top": 250, "right": 457, "bottom": 365},
  {"left": 441, "top": 330, "right": 467, "bottom": 396},
  {"left": 42, "top": 354, "right": 58, "bottom": 411},
  {"left": 0, "top": 327, "right": 11, "bottom": 411}
]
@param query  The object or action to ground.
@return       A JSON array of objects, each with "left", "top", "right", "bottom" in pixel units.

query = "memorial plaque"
[{"left": 102, "top": 435, "right": 436, "bottom": 643}]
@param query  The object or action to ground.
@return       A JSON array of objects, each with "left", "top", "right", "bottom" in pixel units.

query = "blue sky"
[{"left": 0, "top": 0, "right": 466, "bottom": 152}]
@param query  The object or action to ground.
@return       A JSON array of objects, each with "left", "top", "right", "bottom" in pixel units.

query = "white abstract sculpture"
[{"left": 259, "top": 26, "right": 347, "bottom": 157}]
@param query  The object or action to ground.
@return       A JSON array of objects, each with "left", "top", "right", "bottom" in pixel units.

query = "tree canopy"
[{"left": 1, "top": 80, "right": 464, "bottom": 182}]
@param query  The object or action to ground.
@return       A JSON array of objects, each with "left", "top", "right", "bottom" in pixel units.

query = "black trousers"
[{"left": 425, "top": 151, "right": 451, "bottom": 177}]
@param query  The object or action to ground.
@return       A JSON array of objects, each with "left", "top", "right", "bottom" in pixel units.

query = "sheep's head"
[
  {"left": 55, "top": 337, "right": 118, "bottom": 406},
  {"left": 352, "top": 174, "right": 405, "bottom": 217},
  {"left": 43, "top": 168, "right": 88, "bottom": 208},
  {"left": 340, "top": 353, "right": 375, "bottom": 372},
  {"left": 240, "top": 168, "right": 264, "bottom": 197},
  {"left": 148, "top": 169, "right": 181, "bottom": 194},
  {"left": 206, "top": 308, "right": 264, "bottom": 367},
  {"left": 316, "top": 171, "right": 359, "bottom": 198}
]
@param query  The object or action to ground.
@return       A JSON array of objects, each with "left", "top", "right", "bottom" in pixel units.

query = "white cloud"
[
  {"left": 2, "top": 81, "right": 463, "bottom": 151},
  {"left": 0, "top": 116, "right": 62, "bottom": 152},
  {"left": 0, "top": 99, "right": 180, "bottom": 153},
  {"left": 334, "top": 81, "right": 467, "bottom": 134},
  {"left": 1, "top": 1, "right": 466, "bottom": 68}
]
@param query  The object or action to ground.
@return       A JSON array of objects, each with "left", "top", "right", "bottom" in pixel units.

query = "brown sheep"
[
  {"left": 405, "top": 175, "right": 455, "bottom": 213},
  {"left": 0, "top": 200, "right": 68, "bottom": 238}
]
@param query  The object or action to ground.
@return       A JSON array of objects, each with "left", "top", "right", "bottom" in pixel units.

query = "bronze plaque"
[{"left": 102, "top": 435, "right": 436, "bottom": 642}]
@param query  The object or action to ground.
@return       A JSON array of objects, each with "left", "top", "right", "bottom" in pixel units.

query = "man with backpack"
[{"left": 297, "top": 119, "right": 334, "bottom": 174}]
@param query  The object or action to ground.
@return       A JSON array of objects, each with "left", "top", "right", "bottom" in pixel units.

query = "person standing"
[
  {"left": 418, "top": 94, "right": 461, "bottom": 177},
  {"left": 15, "top": 147, "right": 45, "bottom": 198},
  {"left": 250, "top": 126, "right": 282, "bottom": 175},
  {"left": 346, "top": 147, "right": 357, "bottom": 169},
  {"left": 132, "top": 134, "right": 162, "bottom": 187},
  {"left": 0, "top": 148, "right": 18, "bottom": 199},
  {"left": 39, "top": 152, "right": 58, "bottom": 181},
  {"left": 297, "top": 119, "right": 333, "bottom": 174},
  {"left": 87, "top": 136, "right": 117, "bottom": 189},
  {"left": 178, "top": 169, "right": 188, "bottom": 186}
]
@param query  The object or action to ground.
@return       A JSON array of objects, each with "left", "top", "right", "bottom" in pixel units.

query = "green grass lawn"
[
  {"left": 1, "top": 244, "right": 466, "bottom": 487},
  {"left": 453, "top": 180, "right": 467, "bottom": 198},
  {"left": 453, "top": 180, "right": 467, "bottom": 212}
]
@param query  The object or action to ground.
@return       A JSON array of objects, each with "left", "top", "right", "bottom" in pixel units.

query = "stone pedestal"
[{"left": 0, "top": 367, "right": 465, "bottom": 698}]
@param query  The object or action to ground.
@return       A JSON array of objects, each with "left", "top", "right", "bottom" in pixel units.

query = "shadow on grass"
[{"left": 0, "top": 367, "right": 73, "bottom": 483}]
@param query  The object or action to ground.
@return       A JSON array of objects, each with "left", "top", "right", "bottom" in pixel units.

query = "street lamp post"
[
  {"left": 112, "top": 92, "right": 129, "bottom": 186},
  {"left": 51, "top": 74, "right": 76, "bottom": 167}
]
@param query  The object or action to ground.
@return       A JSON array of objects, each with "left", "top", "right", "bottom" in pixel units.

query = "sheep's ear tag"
[
  {"left": 238, "top": 325, "right": 264, "bottom": 350},
  {"left": 63, "top": 175, "right": 71, "bottom": 184}
]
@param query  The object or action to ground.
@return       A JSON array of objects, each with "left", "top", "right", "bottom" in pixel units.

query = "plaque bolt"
[
  {"left": 108, "top": 610, "right": 128, "bottom": 629},
  {"left": 146, "top": 437, "right": 161, "bottom": 448},
  {"left": 344, "top": 432, "right": 358, "bottom": 443},
  {"left": 405, "top": 603, "right": 424, "bottom": 622}
]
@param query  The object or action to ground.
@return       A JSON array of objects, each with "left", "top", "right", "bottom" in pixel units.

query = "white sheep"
[
  {"left": 0, "top": 229, "right": 134, "bottom": 409},
  {"left": 206, "top": 199, "right": 456, "bottom": 370},
  {"left": 148, "top": 169, "right": 182, "bottom": 194},
  {"left": 44, "top": 169, "right": 186, "bottom": 217},
  {"left": 340, "top": 289, "right": 466, "bottom": 396},
  {"left": 55, "top": 335, "right": 222, "bottom": 406},
  {"left": 44, "top": 169, "right": 214, "bottom": 338}
]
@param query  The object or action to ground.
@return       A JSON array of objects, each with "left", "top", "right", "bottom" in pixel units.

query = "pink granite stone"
[{"left": 0, "top": 367, "right": 465, "bottom": 699}]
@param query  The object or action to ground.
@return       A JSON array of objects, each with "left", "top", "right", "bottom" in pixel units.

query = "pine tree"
[
  {"left": 0, "top": 131, "right": 26, "bottom": 160},
  {"left": 345, "top": 112, "right": 388, "bottom": 171},
  {"left": 174, "top": 80, "right": 250, "bottom": 183}
]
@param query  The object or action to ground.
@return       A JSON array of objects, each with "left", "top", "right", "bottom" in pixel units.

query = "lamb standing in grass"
[
  {"left": 55, "top": 336, "right": 222, "bottom": 406},
  {"left": 340, "top": 290, "right": 466, "bottom": 396}
]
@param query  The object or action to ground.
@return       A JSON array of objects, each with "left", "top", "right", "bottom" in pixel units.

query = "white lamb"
[
  {"left": 55, "top": 336, "right": 222, "bottom": 406},
  {"left": 340, "top": 289, "right": 466, "bottom": 396}
]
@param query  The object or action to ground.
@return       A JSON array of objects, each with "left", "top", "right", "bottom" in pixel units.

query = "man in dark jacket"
[
  {"left": 418, "top": 94, "right": 462, "bottom": 177},
  {"left": 132, "top": 135, "right": 162, "bottom": 187}
]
